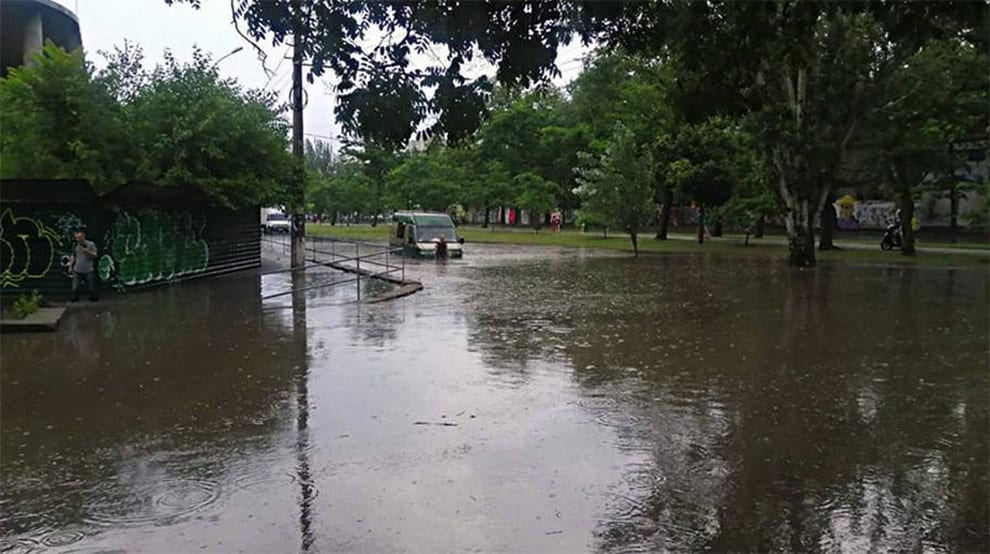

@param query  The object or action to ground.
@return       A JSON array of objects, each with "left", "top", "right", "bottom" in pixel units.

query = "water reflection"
[
  {"left": 1, "top": 246, "right": 986, "bottom": 552},
  {"left": 291, "top": 271, "right": 316, "bottom": 552},
  {"left": 465, "top": 254, "right": 988, "bottom": 552},
  {"left": 1, "top": 276, "right": 306, "bottom": 551}
]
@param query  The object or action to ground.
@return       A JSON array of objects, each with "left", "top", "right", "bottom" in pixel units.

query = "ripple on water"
[
  {"left": 0, "top": 538, "right": 40, "bottom": 554},
  {"left": 39, "top": 529, "right": 88, "bottom": 548},
  {"left": 84, "top": 478, "right": 219, "bottom": 526},
  {"left": 230, "top": 469, "right": 320, "bottom": 502}
]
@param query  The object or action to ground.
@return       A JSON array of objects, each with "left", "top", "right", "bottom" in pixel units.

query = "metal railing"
[{"left": 261, "top": 235, "right": 405, "bottom": 300}]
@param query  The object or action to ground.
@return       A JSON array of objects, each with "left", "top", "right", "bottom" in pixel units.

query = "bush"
[{"left": 5, "top": 290, "right": 43, "bottom": 320}]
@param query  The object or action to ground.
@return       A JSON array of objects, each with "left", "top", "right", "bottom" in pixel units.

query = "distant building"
[{"left": 1, "top": 0, "right": 81, "bottom": 77}]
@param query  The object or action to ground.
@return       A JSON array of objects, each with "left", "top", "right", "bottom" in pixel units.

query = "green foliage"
[
  {"left": 310, "top": 161, "right": 374, "bottom": 220},
  {"left": 714, "top": 195, "right": 778, "bottom": 235},
  {"left": 386, "top": 148, "right": 463, "bottom": 211},
  {"left": 168, "top": 0, "right": 574, "bottom": 145},
  {"left": 128, "top": 49, "right": 293, "bottom": 207},
  {"left": 963, "top": 183, "right": 990, "bottom": 230},
  {"left": 567, "top": 52, "right": 672, "bottom": 147},
  {"left": 0, "top": 43, "right": 292, "bottom": 208},
  {"left": 5, "top": 290, "right": 43, "bottom": 320},
  {"left": 305, "top": 139, "right": 336, "bottom": 176},
  {"left": 655, "top": 118, "right": 744, "bottom": 209},
  {"left": 575, "top": 124, "right": 655, "bottom": 254},
  {"left": 513, "top": 173, "right": 557, "bottom": 230},
  {"left": 868, "top": 38, "right": 989, "bottom": 189},
  {"left": 0, "top": 43, "right": 135, "bottom": 187}
]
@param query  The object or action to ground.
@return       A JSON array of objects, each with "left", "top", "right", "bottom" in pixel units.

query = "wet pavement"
[{"left": 2, "top": 244, "right": 987, "bottom": 553}]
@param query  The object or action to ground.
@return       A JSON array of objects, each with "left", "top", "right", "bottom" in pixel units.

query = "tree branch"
[{"left": 230, "top": 0, "right": 273, "bottom": 79}]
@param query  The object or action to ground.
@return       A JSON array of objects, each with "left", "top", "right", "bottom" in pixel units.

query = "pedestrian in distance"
[{"left": 69, "top": 228, "right": 99, "bottom": 302}]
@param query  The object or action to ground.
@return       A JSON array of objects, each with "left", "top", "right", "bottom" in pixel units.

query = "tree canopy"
[{"left": 0, "top": 43, "right": 293, "bottom": 208}]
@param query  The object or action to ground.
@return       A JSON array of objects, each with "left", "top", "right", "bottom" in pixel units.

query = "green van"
[{"left": 390, "top": 212, "right": 464, "bottom": 258}]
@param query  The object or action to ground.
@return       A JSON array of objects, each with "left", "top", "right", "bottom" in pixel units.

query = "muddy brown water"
[{"left": 2, "top": 244, "right": 987, "bottom": 553}]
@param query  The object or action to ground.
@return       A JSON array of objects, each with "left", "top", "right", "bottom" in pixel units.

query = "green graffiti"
[
  {"left": 0, "top": 208, "right": 62, "bottom": 288},
  {"left": 52, "top": 213, "right": 85, "bottom": 277},
  {"left": 102, "top": 209, "right": 209, "bottom": 287}
]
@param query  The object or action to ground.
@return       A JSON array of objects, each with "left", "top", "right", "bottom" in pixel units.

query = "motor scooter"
[{"left": 880, "top": 221, "right": 902, "bottom": 250}]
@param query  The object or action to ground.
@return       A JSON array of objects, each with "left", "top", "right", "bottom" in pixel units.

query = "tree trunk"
[
  {"left": 655, "top": 188, "right": 673, "bottom": 240},
  {"left": 483, "top": 206, "right": 490, "bottom": 229},
  {"left": 818, "top": 193, "right": 837, "bottom": 251},
  {"left": 712, "top": 217, "right": 723, "bottom": 237},
  {"left": 900, "top": 194, "right": 916, "bottom": 256},
  {"left": 949, "top": 184, "right": 959, "bottom": 243},
  {"left": 890, "top": 159, "right": 916, "bottom": 256},
  {"left": 787, "top": 221, "right": 816, "bottom": 266},
  {"left": 697, "top": 205, "right": 705, "bottom": 244},
  {"left": 782, "top": 197, "right": 817, "bottom": 267},
  {"left": 753, "top": 214, "right": 765, "bottom": 238},
  {"left": 630, "top": 232, "right": 638, "bottom": 257}
]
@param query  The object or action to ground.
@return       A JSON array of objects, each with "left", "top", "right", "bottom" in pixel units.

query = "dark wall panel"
[{"left": 1, "top": 181, "right": 260, "bottom": 302}]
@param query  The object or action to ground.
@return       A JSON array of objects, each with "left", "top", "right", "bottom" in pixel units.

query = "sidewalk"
[{"left": 666, "top": 233, "right": 990, "bottom": 258}]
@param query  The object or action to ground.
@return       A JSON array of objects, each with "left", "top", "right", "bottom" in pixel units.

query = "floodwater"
[{"left": 2, "top": 244, "right": 987, "bottom": 553}]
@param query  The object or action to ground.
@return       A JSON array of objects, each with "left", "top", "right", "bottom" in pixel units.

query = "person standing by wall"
[{"left": 69, "top": 228, "right": 98, "bottom": 302}]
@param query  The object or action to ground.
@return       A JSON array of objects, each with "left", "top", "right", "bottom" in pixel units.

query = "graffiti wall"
[
  {"left": 0, "top": 208, "right": 63, "bottom": 289},
  {"left": 100, "top": 209, "right": 210, "bottom": 288},
  {"left": 0, "top": 181, "right": 260, "bottom": 301}
]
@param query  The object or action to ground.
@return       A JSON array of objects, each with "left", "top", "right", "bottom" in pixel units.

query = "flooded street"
[{"left": 2, "top": 244, "right": 987, "bottom": 552}]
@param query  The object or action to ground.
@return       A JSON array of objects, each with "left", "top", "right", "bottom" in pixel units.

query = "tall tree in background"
[
  {"left": 305, "top": 139, "right": 335, "bottom": 176},
  {"left": 167, "top": 0, "right": 576, "bottom": 264},
  {"left": 575, "top": 124, "right": 654, "bottom": 256},
  {"left": 868, "top": 39, "right": 988, "bottom": 255}
]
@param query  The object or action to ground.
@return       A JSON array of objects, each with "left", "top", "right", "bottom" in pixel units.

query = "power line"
[{"left": 264, "top": 46, "right": 293, "bottom": 89}]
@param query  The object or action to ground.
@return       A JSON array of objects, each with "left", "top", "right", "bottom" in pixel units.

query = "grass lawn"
[{"left": 307, "top": 224, "right": 988, "bottom": 267}]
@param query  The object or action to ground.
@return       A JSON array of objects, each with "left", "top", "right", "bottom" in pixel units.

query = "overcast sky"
[{"left": 54, "top": 0, "right": 589, "bottom": 153}]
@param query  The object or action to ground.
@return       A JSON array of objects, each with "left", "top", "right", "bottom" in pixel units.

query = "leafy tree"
[
  {"left": 465, "top": 158, "right": 514, "bottom": 227},
  {"left": 567, "top": 51, "right": 672, "bottom": 148},
  {"left": 342, "top": 144, "right": 399, "bottom": 226},
  {"left": 128, "top": 49, "right": 293, "bottom": 207},
  {"left": 1, "top": 43, "right": 292, "bottom": 208},
  {"left": 305, "top": 139, "right": 336, "bottom": 176},
  {"left": 312, "top": 160, "right": 373, "bottom": 223},
  {"left": 655, "top": 118, "right": 743, "bottom": 243},
  {"left": 867, "top": 38, "right": 988, "bottom": 255},
  {"left": 0, "top": 43, "right": 135, "bottom": 187},
  {"left": 584, "top": 1, "right": 987, "bottom": 265},
  {"left": 513, "top": 172, "right": 557, "bottom": 231},
  {"left": 386, "top": 147, "right": 462, "bottom": 212},
  {"left": 575, "top": 124, "right": 654, "bottom": 255}
]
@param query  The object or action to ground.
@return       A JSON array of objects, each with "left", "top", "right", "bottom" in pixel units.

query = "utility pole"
[{"left": 290, "top": 0, "right": 306, "bottom": 267}]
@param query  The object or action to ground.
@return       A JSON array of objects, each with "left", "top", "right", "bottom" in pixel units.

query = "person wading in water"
[{"left": 435, "top": 234, "right": 449, "bottom": 261}]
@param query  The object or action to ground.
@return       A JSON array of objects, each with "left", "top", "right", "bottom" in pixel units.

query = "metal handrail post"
[{"left": 355, "top": 242, "right": 361, "bottom": 300}]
